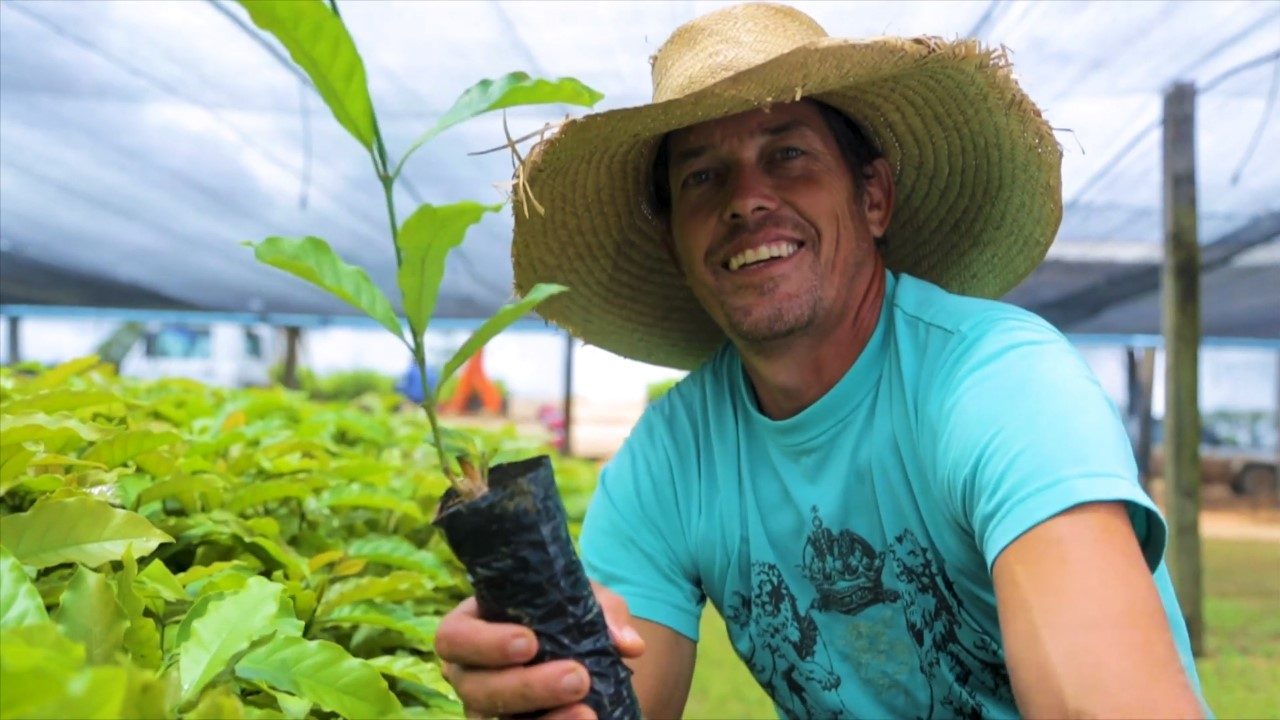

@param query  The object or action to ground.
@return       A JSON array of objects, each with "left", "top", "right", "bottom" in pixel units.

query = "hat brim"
[{"left": 513, "top": 36, "right": 1062, "bottom": 370}]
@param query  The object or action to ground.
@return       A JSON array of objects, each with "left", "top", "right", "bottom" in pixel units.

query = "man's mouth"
[{"left": 724, "top": 241, "right": 801, "bottom": 272}]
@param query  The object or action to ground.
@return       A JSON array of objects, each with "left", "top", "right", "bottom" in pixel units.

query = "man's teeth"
[{"left": 727, "top": 242, "right": 799, "bottom": 271}]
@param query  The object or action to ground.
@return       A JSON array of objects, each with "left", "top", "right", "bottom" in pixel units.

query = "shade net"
[{"left": 1, "top": 0, "right": 1276, "bottom": 339}]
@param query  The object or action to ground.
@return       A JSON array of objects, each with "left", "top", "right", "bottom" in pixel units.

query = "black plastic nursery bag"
[{"left": 434, "top": 455, "right": 640, "bottom": 720}]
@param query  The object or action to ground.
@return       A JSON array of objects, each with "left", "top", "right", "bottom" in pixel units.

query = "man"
[{"left": 436, "top": 4, "right": 1208, "bottom": 718}]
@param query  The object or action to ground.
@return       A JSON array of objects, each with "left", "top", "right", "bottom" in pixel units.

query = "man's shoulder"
[{"left": 892, "top": 272, "right": 1062, "bottom": 345}]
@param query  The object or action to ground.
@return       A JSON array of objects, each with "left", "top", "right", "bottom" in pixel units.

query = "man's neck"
[{"left": 739, "top": 260, "right": 886, "bottom": 420}]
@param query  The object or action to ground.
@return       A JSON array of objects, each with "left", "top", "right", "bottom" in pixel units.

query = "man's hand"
[{"left": 435, "top": 582, "right": 647, "bottom": 720}]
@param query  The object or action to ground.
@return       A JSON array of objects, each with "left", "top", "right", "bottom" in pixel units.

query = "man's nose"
[{"left": 723, "top": 165, "right": 777, "bottom": 223}]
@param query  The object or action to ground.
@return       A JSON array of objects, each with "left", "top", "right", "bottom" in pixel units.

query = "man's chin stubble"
[{"left": 723, "top": 301, "right": 815, "bottom": 345}]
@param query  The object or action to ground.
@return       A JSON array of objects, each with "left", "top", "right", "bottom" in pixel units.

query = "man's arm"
[
  {"left": 993, "top": 502, "right": 1202, "bottom": 718},
  {"left": 626, "top": 618, "right": 697, "bottom": 719}
]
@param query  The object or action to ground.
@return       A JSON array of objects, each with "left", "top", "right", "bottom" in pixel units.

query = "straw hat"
[{"left": 512, "top": 2, "right": 1062, "bottom": 370}]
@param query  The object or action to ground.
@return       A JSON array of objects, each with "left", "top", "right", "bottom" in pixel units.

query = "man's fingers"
[
  {"left": 445, "top": 660, "right": 590, "bottom": 717},
  {"left": 592, "top": 582, "right": 646, "bottom": 658},
  {"left": 542, "top": 702, "right": 598, "bottom": 720},
  {"left": 435, "top": 597, "right": 538, "bottom": 667}
]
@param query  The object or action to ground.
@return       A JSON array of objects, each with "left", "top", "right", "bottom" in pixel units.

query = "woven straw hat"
[{"left": 512, "top": 2, "right": 1062, "bottom": 370}]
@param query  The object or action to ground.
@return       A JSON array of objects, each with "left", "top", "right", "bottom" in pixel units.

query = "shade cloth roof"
[{"left": 1, "top": 0, "right": 1277, "bottom": 340}]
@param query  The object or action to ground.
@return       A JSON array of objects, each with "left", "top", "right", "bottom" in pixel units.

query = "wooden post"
[
  {"left": 5, "top": 316, "right": 19, "bottom": 365},
  {"left": 562, "top": 331, "right": 575, "bottom": 457},
  {"left": 1161, "top": 81, "right": 1203, "bottom": 655},
  {"left": 281, "top": 326, "right": 302, "bottom": 389}
]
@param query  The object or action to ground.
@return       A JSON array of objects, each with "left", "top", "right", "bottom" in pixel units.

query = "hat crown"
[{"left": 651, "top": 3, "right": 828, "bottom": 102}]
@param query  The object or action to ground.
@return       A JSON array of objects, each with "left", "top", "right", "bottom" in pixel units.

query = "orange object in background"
[{"left": 442, "top": 348, "right": 502, "bottom": 415}]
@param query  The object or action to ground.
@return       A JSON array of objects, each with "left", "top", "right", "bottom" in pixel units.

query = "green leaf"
[
  {"left": 53, "top": 565, "right": 128, "bottom": 664},
  {"left": 344, "top": 535, "right": 444, "bottom": 575},
  {"left": 440, "top": 283, "right": 568, "bottom": 387},
  {"left": 316, "top": 571, "right": 434, "bottom": 614},
  {"left": 0, "top": 413, "right": 107, "bottom": 447},
  {"left": 225, "top": 479, "right": 313, "bottom": 513},
  {"left": 316, "top": 602, "right": 438, "bottom": 648},
  {"left": 175, "top": 560, "right": 255, "bottom": 591},
  {"left": 117, "top": 547, "right": 162, "bottom": 669},
  {"left": 178, "top": 576, "right": 285, "bottom": 702},
  {"left": 1, "top": 662, "right": 128, "bottom": 719},
  {"left": 234, "top": 635, "right": 402, "bottom": 719},
  {"left": 0, "top": 545, "right": 48, "bottom": 630},
  {"left": 27, "top": 355, "right": 102, "bottom": 391},
  {"left": 397, "top": 202, "right": 503, "bottom": 341},
  {"left": 248, "top": 236, "right": 405, "bottom": 342},
  {"left": 118, "top": 665, "right": 178, "bottom": 720},
  {"left": 433, "top": 425, "right": 484, "bottom": 462},
  {"left": 255, "top": 684, "right": 312, "bottom": 719},
  {"left": 0, "top": 621, "right": 86, "bottom": 672},
  {"left": 366, "top": 653, "right": 448, "bottom": 690},
  {"left": 395, "top": 72, "right": 604, "bottom": 178},
  {"left": 137, "top": 474, "right": 223, "bottom": 512},
  {"left": 27, "top": 452, "right": 108, "bottom": 470},
  {"left": 0, "top": 496, "right": 173, "bottom": 569},
  {"left": 242, "top": 536, "right": 308, "bottom": 581},
  {"left": 136, "top": 559, "right": 186, "bottom": 603},
  {"left": 0, "top": 445, "right": 36, "bottom": 496},
  {"left": 237, "top": 0, "right": 376, "bottom": 149},
  {"left": 319, "top": 485, "right": 423, "bottom": 519},
  {"left": 83, "top": 429, "right": 182, "bottom": 468},
  {"left": 169, "top": 590, "right": 227, "bottom": 657},
  {"left": 2, "top": 389, "right": 120, "bottom": 416},
  {"left": 185, "top": 685, "right": 246, "bottom": 720}
]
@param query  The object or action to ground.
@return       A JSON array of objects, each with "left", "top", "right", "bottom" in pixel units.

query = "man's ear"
[{"left": 862, "top": 157, "right": 895, "bottom": 239}]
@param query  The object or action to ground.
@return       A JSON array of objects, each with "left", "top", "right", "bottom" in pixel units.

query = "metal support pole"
[
  {"left": 1161, "top": 81, "right": 1203, "bottom": 655},
  {"left": 562, "top": 331, "right": 575, "bottom": 457}
]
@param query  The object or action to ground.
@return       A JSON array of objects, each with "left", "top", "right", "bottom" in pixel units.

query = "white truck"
[{"left": 119, "top": 322, "right": 275, "bottom": 388}]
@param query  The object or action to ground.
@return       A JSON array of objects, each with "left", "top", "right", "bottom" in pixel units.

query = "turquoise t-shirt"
[{"left": 581, "top": 271, "right": 1204, "bottom": 719}]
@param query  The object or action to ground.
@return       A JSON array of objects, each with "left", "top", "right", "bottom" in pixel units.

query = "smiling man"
[{"left": 434, "top": 3, "right": 1208, "bottom": 718}]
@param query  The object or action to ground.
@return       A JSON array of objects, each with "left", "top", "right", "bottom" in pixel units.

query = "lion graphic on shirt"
[
  {"left": 888, "top": 529, "right": 1013, "bottom": 720},
  {"left": 725, "top": 562, "right": 847, "bottom": 718}
]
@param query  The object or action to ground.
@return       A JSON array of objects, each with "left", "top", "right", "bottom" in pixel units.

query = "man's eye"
[
  {"left": 682, "top": 169, "right": 714, "bottom": 188},
  {"left": 776, "top": 146, "right": 805, "bottom": 160}
]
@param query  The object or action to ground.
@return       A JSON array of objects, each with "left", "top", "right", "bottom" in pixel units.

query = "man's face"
[{"left": 664, "top": 101, "right": 888, "bottom": 346}]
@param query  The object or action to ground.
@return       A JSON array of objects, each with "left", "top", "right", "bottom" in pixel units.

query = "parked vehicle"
[
  {"left": 1142, "top": 419, "right": 1279, "bottom": 503},
  {"left": 119, "top": 322, "right": 274, "bottom": 388}
]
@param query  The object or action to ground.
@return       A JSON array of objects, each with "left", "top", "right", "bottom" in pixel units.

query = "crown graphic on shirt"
[{"left": 801, "top": 507, "right": 901, "bottom": 615}]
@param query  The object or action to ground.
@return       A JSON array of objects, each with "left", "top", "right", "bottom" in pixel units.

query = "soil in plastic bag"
[{"left": 434, "top": 455, "right": 640, "bottom": 719}]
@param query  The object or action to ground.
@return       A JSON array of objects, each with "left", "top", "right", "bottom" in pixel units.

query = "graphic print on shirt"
[
  {"left": 725, "top": 509, "right": 1012, "bottom": 719},
  {"left": 802, "top": 509, "right": 902, "bottom": 614},
  {"left": 724, "top": 562, "right": 849, "bottom": 719},
  {"left": 887, "top": 529, "right": 1013, "bottom": 719}
]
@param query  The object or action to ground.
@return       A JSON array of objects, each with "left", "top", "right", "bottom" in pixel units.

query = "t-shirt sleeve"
[
  {"left": 925, "top": 315, "right": 1166, "bottom": 572},
  {"left": 579, "top": 412, "right": 706, "bottom": 642}
]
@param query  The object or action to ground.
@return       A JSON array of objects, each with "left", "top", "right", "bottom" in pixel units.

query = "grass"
[
  {"left": 681, "top": 538, "right": 1280, "bottom": 719},
  {"left": 1197, "top": 539, "right": 1280, "bottom": 719},
  {"left": 685, "top": 608, "right": 773, "bottom": 720}
]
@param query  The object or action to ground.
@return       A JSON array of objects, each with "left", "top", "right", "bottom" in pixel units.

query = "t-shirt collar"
[{"left": 733, "top": 269, "right": 894, "bottom": 447}]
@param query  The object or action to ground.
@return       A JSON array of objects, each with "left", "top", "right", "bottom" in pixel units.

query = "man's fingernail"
[
  {"left": 509, "top": 637, "right": 532, "bottom": 659},
  {"left": 561, "top": 669, "right": 587, "bottom": 695},
  {"left": 620, "top": 626, "right": 641, "bottom": 645}
]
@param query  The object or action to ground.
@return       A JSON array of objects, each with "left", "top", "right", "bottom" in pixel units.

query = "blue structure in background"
[{"left": 397, "top": 362, "right": 439, "bottom": 404}]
